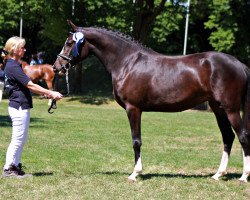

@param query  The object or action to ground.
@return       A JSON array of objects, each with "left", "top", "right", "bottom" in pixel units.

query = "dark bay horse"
[
  {"left": 21, "top": 61, "right": 56, "bottom": 105},
  {"left": 53, "top": 20, "right": 250, "bottom": 182}
]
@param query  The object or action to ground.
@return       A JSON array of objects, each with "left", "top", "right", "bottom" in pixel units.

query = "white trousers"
[
  {"left": 0, "top": 80, "right": 4, "bottom": 103},
  {"left": 4, "top": 107, "right": 30, "bottom": 169}
]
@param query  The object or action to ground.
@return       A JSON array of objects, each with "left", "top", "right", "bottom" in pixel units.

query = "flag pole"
[{"left": 183, "top": 0, "right": 191, "bottom": 55}]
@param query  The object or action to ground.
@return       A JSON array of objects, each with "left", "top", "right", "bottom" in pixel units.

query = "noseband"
[{"left": 53, "top": 54, "right": 73, "bottom": 73}]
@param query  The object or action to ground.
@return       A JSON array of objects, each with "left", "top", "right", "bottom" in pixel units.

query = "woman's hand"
[{"left": 46, "top": 91, "right": 63, "bottom": 100}]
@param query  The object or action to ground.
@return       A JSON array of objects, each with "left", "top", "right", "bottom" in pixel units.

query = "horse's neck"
[
  {"left": 20, "top": 61, "right": 29, "bottom": 68},
  {"left": 86, "top": 29, "right": 138, "bottom": 73}
]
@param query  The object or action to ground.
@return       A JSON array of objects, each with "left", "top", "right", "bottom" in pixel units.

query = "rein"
[
  {"left": 65, "top": 69, "right": 70, "bottom": 96},
  {"left": 56, "top": 54, "right": 73, "bottom": 72},
  {"left": 49, "top": 54, "right": 71, "bottom": 114},
  {"left": 49, "top": 61, "right": 70, "bottom": 114},
  {"left": 55, "top": 54, "right": 71, "bottom": 96}
]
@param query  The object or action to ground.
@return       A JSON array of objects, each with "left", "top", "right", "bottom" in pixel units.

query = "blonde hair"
[{"left": 4, "top": 36, "right": 26, "bottom": 57}]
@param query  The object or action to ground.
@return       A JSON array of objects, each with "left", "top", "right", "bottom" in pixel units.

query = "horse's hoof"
[
  {"left": 212, "top": 171, "right": 227, "bottom": 181},
  {"left": 211, "top": 175, "right": 219, "bottom": 181},
  {"left": 239, "top": 172, "right": 249, "bottom": 183},
  {"left": 128, "top": 177, "right": 136, "bottom": 183},
  {"left": 128, "top": 178, "right": 136, "bottom": 183},
  {"left": 239, "top": 178, "right": 248, "bottom": 183},
  {"left": 239, "top": 179, "right": 248, "bottom": 184}
]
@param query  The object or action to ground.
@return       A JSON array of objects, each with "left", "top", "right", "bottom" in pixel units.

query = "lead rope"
[
  {"left": 48, "top": 68, "right": 70, "bottom": 114},
  {"left": 48, "top": 99, "right": 57, "bottom": 114},
  {"left": 65, "top": 68, "right": 70, "bottom": 96}
]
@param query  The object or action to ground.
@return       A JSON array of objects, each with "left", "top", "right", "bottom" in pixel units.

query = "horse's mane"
[{"left": 88, "top": 27, "right": 155, "bottom": 53}]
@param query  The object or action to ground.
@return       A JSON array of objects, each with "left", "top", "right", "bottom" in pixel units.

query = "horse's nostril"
[
  {"left": 61, "top": 68, "right": 66, "bottom": 74},
  {"left": 52, "top": 65, "right": 59, "bottom": 73}
]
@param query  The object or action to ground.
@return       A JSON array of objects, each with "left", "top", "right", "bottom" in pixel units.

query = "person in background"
[
  {"left": 1, "top": 36, "right": 63, "bottom": 178},
  {"left": 0, "top": 49, "right": 8, "bottom": 103},
  {"left": 37, "top": 52, "right": 44, "bottom": 64},
  {"left": 29, "top": 54, "right": 38, "bottom": 66}
]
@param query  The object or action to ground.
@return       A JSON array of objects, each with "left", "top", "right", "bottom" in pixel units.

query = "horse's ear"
[{"left": 67, "top": 20, "right": 77, "bottom": 32}]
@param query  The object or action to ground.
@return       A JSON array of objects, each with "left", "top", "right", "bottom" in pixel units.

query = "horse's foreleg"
[
  {"left": 212, "top": 151, "right": 230, "bottom": 180},
  {"left": 46, "top": 80, "right": 53, "bottom": 106},
  {"left": 126, "top": 105, "right": 142, "bottom": 182},
  {"left": 236, "top": 128, "right": 250, "bottom": 182},
  {"left": 225, "top": 111, "right": 250, "bottom": 182},
  {"left": 48, "top": 99, "right": 53, "bottom": 106}
]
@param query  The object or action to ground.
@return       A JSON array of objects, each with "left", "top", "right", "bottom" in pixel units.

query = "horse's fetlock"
[{"left": 133, "top": 139, "right": 142, "bottom": 147}]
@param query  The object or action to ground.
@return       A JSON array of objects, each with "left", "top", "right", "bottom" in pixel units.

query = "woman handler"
[{"left": 1, "top": 36, "right": 62, "bottom": 178}]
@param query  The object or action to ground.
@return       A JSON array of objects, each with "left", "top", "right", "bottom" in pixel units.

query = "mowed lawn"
[{"left": 0, "top": 96, "right": 249, "bottom": 200}]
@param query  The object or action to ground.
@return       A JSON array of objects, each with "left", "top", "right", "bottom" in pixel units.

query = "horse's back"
[
  {"left": 41, "top": 64, "right": 54, "bottom": 78},
  {"left": 114, "top": 51, "right": 247, "bottom": 112},
  {"left": 23, "top": 63, "right": 54, "bottom": 83}
]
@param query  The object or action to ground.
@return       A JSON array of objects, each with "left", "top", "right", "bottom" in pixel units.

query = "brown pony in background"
[
  {"left": 21, "top": 61, "right": 56, "bottom": 105},
  {"left": 21, "top": 61, "right": 55, "bottom": 91}
]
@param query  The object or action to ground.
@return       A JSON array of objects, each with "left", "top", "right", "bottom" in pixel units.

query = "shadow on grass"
[
  {"left": 66, "top": 94, "right": 113, "bottom": 105},
  {"left": 96, "top": 171, "right": 242, "bottom": 181},
  {"left": 32, "top": 172, "right": 54, "bottom": 177},
  {"left": 0, "top": 115, "right": 11, "bottom": 127},
  {"left": 140, "top": 173, "right": 242, "bottom": 181},
  {"left": 0, "top": 115, "right": 47, "bottom": 127}
]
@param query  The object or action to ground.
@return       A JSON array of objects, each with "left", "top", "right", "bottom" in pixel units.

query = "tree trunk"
[{"left": 132, "top": 0, "right": 167, "bottom": 42}]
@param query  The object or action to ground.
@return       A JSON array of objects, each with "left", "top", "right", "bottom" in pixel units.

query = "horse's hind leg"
[
  {"left": 239, "top": 149, "right": 250, "bottom": 182},
  {"left": 126, "top": 104, "right": 142, "bottom": 182},
  {"left": 209, "top": 101, "right": 235, "bottom": 180},
  {"left": 225, "top": 109, "right": 250, "bottom": 182},
  {"left": 45, "top": 80, "right": 53, "bottom": 106}
]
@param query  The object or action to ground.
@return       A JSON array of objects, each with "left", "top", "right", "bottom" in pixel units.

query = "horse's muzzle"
[
  {"left": 53, "top": 64, "right": 61, "bottom": 73},
  {"left": 53, "top": 63, "right": 69, "bottom": 74}
]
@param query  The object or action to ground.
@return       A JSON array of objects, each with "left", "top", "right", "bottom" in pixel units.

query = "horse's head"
[{"left": 53, "top": 20, "right": 89, "bottom": 74}]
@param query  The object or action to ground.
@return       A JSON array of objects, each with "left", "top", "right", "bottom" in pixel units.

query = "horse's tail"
[{"left": 241, "top": 67, "right": 250, "bottom": 150}]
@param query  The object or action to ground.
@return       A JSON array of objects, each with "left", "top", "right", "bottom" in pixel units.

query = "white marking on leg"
[
  {"left": 239, "top": 150, "right": 250, "bottom": 182},
  {"left": 128, "top": 156, "right": 142, "bottom": 182},
  {"left": 212, "top": 151, "right": 228, "bottom": 181}
]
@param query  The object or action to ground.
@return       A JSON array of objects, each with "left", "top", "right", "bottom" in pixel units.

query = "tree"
[
  {"left": 0, "top": 0, "right": 48, "bottom": 60},
  {"left": 2, "top": 0, "right": 250, "bottom": 94},
  {"left": 204, "top": 0, "right": 250, "bottom": 63}
]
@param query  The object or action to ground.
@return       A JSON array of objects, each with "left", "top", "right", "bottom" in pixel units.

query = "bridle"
[
  {"left": 50, "top": 33, "right": 80, "bottom": 114},
  {"left": 53, "top": 30, "right": 85, "bottom": 72},
  {"left": 53, "top": 54, "right": 73, "bottom": 73},
  {"left": 50, "top": 53, "right": 71, "bottom": 114}
]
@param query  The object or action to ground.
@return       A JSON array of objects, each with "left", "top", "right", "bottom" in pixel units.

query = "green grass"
[{"left": 0, "top": 96, "right": 249, "bottom": 200}]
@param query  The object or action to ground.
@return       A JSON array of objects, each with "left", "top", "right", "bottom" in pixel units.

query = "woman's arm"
[{"left": 26, "top": 81, "right": 62, "bottom": 100}]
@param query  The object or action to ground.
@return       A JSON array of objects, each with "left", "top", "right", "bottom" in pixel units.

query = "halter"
[
  {"left": 53, "top": 54, "right": 73, "bottom": 73},
  {"left": 50, "top": 50, "right": 73, "bottom": 114},
  {"left": 50, "top": 31, "right": 85, "bottom": 112},
  {"left": 54, "top": 31, "right": 84, "bottom": 73}
]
